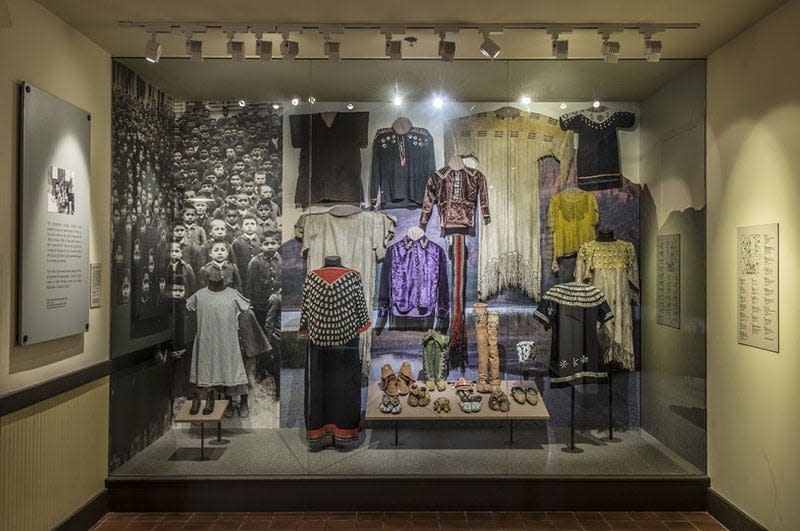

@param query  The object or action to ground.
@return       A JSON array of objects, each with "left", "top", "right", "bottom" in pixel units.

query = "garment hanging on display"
[
  {"left": 574, "top": 238, "right": 640, "bottom": 371},
  {"left": 547, "top": 188, "right": 599, "bottom": 272},
  {"left": 444, "top": 109, "right": 575, "bottom": 300},
  {"left": 448, "top": 234, "right": 469, "bottom": 372},
  {"left": 370, "top": 118, "right": 436, "bottom": 208},
  {"left": 290, "top": 111, "right": 370, "bottom": 207},
  {"left": 419, "top": 164, "right": 490, "bottom": 237},
  {"left": 534, "top": 282, "right": 614, "bottom": 388},
  {"left": 421, "top": 330, "right": 450, "bottom": 391},
  {"left": 559, "top": 107, "right": 636, "bottom": 191},
  {"left": 299, "top": 266, "right": 373, "bottom": 346},
  {"left": 186, "top": 286, "right": 250, "bottom": 388},
  {"left": 295, "top": 207, "right": 396, "bottom": 372},
  {"left": 300, "top": 264, "right": 371, "bottom": 445},
  {"left": 376, "top": 235, "right": 449, "bottom": 332}
]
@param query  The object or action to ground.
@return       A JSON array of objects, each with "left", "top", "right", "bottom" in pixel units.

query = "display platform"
[
  {"left": 172, "top": 399, "right": 229, "bottom": 461},
  {"left": 365, "top": 380, "right": 550, "bottom": 421}
]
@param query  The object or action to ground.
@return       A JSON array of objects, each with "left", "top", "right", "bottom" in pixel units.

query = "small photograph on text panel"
[{"left": 46, "top": 165, "right": 76, "bottom": 215}]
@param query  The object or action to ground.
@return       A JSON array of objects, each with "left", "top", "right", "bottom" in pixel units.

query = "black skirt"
[{"left": 305, "top": 338, "right": 361, "bottom": 444}]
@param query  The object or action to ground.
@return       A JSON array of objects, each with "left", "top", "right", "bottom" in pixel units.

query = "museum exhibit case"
[{"left": 106, "top": 56, "right": 707, "bottom": 506}]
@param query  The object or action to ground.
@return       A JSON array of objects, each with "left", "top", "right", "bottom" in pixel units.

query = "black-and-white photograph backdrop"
[{"left": 111, "top": 61, "right": 283, "bottom": 430}]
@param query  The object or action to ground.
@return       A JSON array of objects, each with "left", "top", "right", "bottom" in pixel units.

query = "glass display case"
[{"left": 107, "top": 57, "right": 707, "bottom": 480}]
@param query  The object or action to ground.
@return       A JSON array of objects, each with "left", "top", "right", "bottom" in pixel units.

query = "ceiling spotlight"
[
  {"left": 547, "top": 27, "right": 571, "bottom": 60},
  {"left": 185, "top": 38, "right": 203, "bottom": 62},
  {"left": 272, "top": 103, "right": 280, "bottom": 110},
  {"left": 256, "top": 36, "right": 272, "bottom": 61},
  {"left": 385, "top": 39, "right": 402, "bottom": 61},
  {"left": 598, "top": 27, "right": 623, "bottom": 63},
  {"left": 280, "top": 33, "right": 299, "bottom": 61},
  {"left": 324, "top": 40, "right": 341, "bottom": 62},
  {"left": 479, "top": 32, "right": 501, "bottom": 60},
  {"left": 601, "top": 40, "right": 621, "bottom": 63},
  {"left": 640, "top": 26, "right": 665, "bottom": 63},
  {"left": 227, "top": 36, "right": 245, "bottom": 62},
  {"left": 520, "top": 95, "right": 532, "bottom": 105},
  {"left": 238, "top": 100, "right": 246, "bottom": 107},
  {"left": 144, "top": 33, "right": 162, "bottom": 63},
  {"left": 593, "top": 100, "right": 601, "bottom": 108},
  {"left": 308, "top": 96, "right": 316, "bottom": 104},
  {"left": 437, "top": 31, "right": 456, "bottom": 62},
  {"left": 393, "top": 94, "right": 403, "bottom": 106},
  {"left": 560, "top": 102, "right": 568, "bottom": 110},
  {"left": 433, "top": 96, "right": 444, "bottom": 109},
  {"left": 346, "top": 103, "right": 354, "bottom": 110},
  {"left": 644, "top": 39, "right": 663, "bottom": 62},
  {"left": 291, "top": 97, "right": 300, "bottom": 106}
]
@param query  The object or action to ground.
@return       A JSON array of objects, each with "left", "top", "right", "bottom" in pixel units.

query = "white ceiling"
[{"left": 34, "top": 0, "right": 786, "bottom": 60}]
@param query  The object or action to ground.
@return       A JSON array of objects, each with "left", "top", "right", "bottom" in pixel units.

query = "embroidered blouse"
[
  {"left": 376, "top": 236, "right": 449, "bottom": 331},
  {"left": 559, "top": 109, "right": 635, "bottom": 190},
  {"left": 299, "top": 267, "right": 372, "bottom": 347},
  {"left": 419, "top": 165, "right": 490, "bottom": 237},
  {"left": 534, "top": 282, "right": 613, "bottom": 388},
  {"left": 547, "top": 188, "right": 599, "bottom": 272},
  {"left": 370, "top": 126, "right": 436, "bottom": 208}
]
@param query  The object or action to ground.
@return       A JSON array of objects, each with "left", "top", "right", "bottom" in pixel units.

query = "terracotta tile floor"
[{"left": 90, "top": 511, "right": 727, "bottom": 530}]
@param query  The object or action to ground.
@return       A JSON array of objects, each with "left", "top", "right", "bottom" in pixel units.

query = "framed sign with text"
[{"left": 18, "top": 82, "right": 91, "bottom": 345}]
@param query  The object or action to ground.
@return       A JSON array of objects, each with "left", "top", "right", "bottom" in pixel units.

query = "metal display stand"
[
  {"left": 173, "top": 399, "right": 230, "bottom": 461},
  {"left": 561, "top": 386, "right": 584, "bottom": 454}
]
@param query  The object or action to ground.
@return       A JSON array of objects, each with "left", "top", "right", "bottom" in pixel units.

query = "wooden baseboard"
[
  {"left": 707, "top": 488, "right": 767, "bottom": 531},
  {"left": 55, "top": 489, "right": 108, "bottom": 531},
  {"left": 107, "top": 475, "right": 709, "bottom": 512}
]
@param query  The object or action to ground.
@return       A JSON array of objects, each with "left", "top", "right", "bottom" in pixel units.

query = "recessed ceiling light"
[
  {"left": 433, "top": 96, "right": 444, "bottom": 109},
  {"left": 291, "top": 97, "right": 300, "bottom": 106},
  {"left": 238, "top": 100, "right": 246, "bottom": 107},
  {"left": 520, "top": 95, "right": 531, "bottom": 105},
  {"left": 560, "top": 102, "right": 568, "bottom": 110},
  {"left": 346, "top": 103, "right": 354, "bottom": 110},
  {"left": 393, "top": 95, "right": 403, "bottom": 106},
  {"left": 593, "top": 100, "right": 601, "bottom": 108},
  {"left": 272, "top": 103, "right": 280, "bottom": 110},
  {"left": 308, "top": 96, "right": 316, "bottom": 104}
]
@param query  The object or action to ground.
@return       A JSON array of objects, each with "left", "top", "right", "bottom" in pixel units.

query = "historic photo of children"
[{"left": 46, "top": 166, "right": 75, "bottom": 215}]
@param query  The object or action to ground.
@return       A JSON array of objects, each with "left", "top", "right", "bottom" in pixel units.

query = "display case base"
[{"left": 106, "top": 475, "right": 710, "bottom": 512}]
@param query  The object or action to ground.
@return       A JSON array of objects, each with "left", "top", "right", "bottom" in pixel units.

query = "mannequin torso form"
[{"left": 392, "top": 116, "right": 412, "bottom": 135}]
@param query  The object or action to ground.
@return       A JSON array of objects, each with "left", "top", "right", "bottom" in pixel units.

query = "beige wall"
[
  {"left": 707, "top": 0, "right": 800, "bottom": 529},
  {"left": 0, "top": 378, "right": 109, "bottom": 531},
  {"left": 0, "top": 0, "right": 111, "bottom": 395},
  {"left": 0, "top": 1, "right": 111, "bottom": 529}
]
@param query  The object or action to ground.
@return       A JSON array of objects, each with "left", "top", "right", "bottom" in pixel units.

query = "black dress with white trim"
[{"left": 534, "top": 282, "right": 614, "bottom": 388}]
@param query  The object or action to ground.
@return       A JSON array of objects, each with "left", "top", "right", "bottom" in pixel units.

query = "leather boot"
[
  {"left": 202, "top": 389, "right": 215, "bottom": 415},
  {"left": 473, "top": 303, "right": 490, "bottom": 393},
  {"left": 487, "top": 312, "right": 501, "bottom": 392},
  {"left": 189, "top": 388, "right": 201, "bottom": 415}
]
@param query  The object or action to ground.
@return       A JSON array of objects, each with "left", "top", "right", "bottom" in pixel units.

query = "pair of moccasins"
[
  {"left": 433, "top": 397, "right": 451, "bottom": 414},
  {"left": 510, "top": 386, "right": 539, "bottom": 406},
  {"left": 407, "top": 384, "right": 431, "bottom": 407},
  {"left": 380, "top": 362, "right": 415, "bottom": 396},
  {"left": 379, "top": 393, "right": 402, "bottom": 414},
  {"left": 457, "top": 390, "right": 483, "bottom": 413},
  {"left": 488, "top": 390, "right": 511, "bottom": 412}
]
